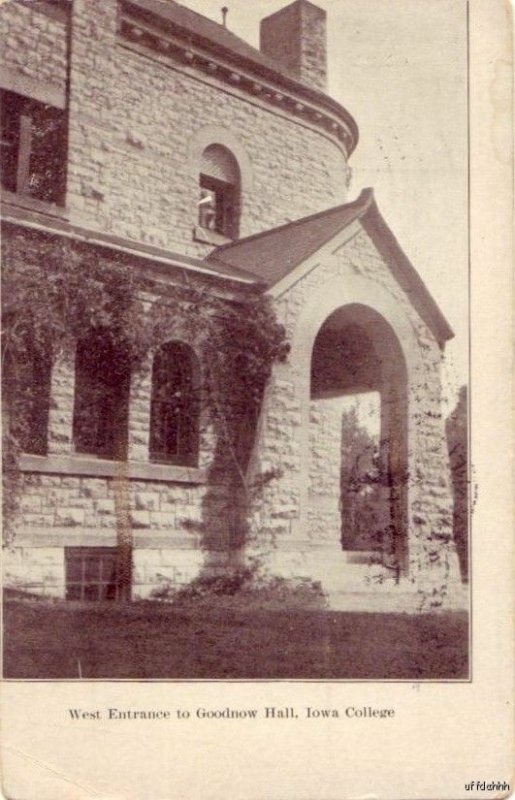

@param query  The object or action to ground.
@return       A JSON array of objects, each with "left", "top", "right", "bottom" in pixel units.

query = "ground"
[{"left": 3, "top": 594, "right": 469, "bottom": 680}]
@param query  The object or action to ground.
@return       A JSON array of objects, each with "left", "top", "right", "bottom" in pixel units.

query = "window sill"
[
  {"left": 193, "top": 225, "right": 232, "bottom": 247},
  {"left": 1, "top": 188, "right": 68, "bottom": 220},
  {"left": 19, "top": 453, "right": 207, "bottom": 484}
]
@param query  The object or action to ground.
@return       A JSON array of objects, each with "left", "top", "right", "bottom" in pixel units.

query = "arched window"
[
  {"left": 72, "top": 330, "right": 131, "bottom": 460},
  {"left": 149, "top": 342, "right": 199, "bottom": 466},
  {"left": 198, "top": 144, "right": 240, "bottom": 239}
]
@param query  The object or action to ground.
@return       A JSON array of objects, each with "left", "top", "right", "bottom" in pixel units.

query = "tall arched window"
[
  {"left": 149, "top": 342, "right": 199, "bottom": 466},
  {"left": 72, "top": 330, "right": 131, "bottom": 460},
  {"left": 198, "top": 144, "right": 240, "bottom": 239},
  {"left": 2, "top": 330, "right": 52, "bottom": 456}
]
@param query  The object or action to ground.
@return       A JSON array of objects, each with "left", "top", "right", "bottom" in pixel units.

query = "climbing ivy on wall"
[{"left": 1, "top": 227, "right": 289, "bottom": 546}]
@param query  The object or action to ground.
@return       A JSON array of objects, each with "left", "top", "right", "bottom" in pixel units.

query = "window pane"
[
  {"left": 66, "top": 584, "right": 82, "bottom": 601},
  {"left": 28, "top": 102, "right": 67, "bottom": 204},
  {"left": 3, "top": 330, "right": 52, "bottom": 456},
  {"left": 73, "top": 331, "right": 130, "bottom": 459},
  {"left": 84, "top": 583, "right": 99, "bottom": 601},
  {"left": 0, "top": 90, "right": 21, "bottom": 192},
  {"left": 0, "top": 89, "right": 67, "bottom": 204},
  {"left": 100, "top": 554, "right": 118, "bottom": 582},
  {"left": 65, "top": 548, "right": 120, "bottom": 602},
  {"left": 149, "top": 343, "right": 199, "bottom": 465},
  {"left": 66, "top": 558, "right": 83, "bottom": 582},
  {"left": 199, "top": 186, "right": 216, "bottom": 230},
  {"left": 199, "top": 173, "right": 237, "bottom": 238},
  {"left": 83, "top": 555, "right": 102, "bottom": 581}
]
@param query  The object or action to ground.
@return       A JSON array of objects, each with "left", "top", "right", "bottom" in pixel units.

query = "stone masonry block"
[
  {"left": 55, "top": 508, "right": 85, "bottom": 527},
  {"left": 129, "top": 510, "right": 151, "bottom": 528}
]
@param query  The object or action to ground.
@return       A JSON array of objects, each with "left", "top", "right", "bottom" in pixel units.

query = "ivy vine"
[{"left": 1, "top": 227, "right": 289, "bottom": 546}]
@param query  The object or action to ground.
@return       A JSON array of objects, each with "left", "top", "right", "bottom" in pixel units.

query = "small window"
[
  {"left": 198, "top": 144, "right": 240, "bottom": 239},
  {"left": 72, "top": 330, "right": 131, "bottom": 460},
  {"left": 199, "top": 174, "right": 236, "bottom": 237},
  {"left": 0, "top": 89, "right": 67, "bottom": 205},
  {"left": 149, "top": 342, "right": 199, "bottom": 466},
  {"left": 65, "top": 547, "right": 121, "bottom": 601}
]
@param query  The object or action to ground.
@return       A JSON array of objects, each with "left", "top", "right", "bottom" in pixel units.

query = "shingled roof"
[
  {"left": 206, "top": 190, "right": 373, "bottom": 285},
  {"left": 127, "top": 0, "right": 297, "bottom": 79},
  {"left": 122, "top": 0, "right": 358, "bottom": 152},
  {"left": 206, "top": 189, "right": 454, "bottom": 344}
]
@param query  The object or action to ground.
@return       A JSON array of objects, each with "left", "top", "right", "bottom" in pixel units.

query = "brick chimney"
[{"left": 260, "top": 0, "right": 327, "bottom": 91}]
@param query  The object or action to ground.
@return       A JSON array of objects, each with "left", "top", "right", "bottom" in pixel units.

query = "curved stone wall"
[{"left": 66, "top": 0, "right": 351, "bottom": 256}]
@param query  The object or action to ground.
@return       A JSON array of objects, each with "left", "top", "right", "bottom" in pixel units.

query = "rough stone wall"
[
  {"left": 0, "top": 2, "right": 68, "bottom": 94},
  {"left": 247, "top": 376, "right": 302, "bottom": 551},
  {"left": 1, "top": 226, "right": 235, "bottom": 599},
  {"left": 66, "top": 0, "right": 348, "bottom": 256},
  {"left": 249, "top": 225, "right": 457, "bottom": 601},
  {"left": 5, "top": 471, "right": 210, "bottom": 597},
  {"left": 308, "top": 398, "right": 343, "bottom": 545}
]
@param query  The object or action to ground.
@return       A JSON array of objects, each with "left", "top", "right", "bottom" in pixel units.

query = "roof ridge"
[
  {"left": 129, "top": 0, "right": 298, "bottom": 79},
  {"left": 209, "top": 188, "right": 374, "bottom": 257}
]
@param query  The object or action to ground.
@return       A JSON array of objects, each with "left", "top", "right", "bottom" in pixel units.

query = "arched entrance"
[{"left": 308, "top": 303, "right": 408, "bottom": 588}]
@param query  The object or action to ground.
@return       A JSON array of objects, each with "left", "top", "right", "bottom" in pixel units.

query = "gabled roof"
[
  {"left": 206, "top": 190, "right": 373, "bottom": 285},
  {"left": 206, "top": 189, "right": 454, "bottom": 343}
]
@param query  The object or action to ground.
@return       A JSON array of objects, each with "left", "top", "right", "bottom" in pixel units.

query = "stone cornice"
[{"left": 117, "top": 2, "right": 358, "bottom": 157}]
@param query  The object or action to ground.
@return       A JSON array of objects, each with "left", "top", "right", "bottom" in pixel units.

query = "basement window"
[
  {"left": 0, "top": 89, "right": 67, "bottom": 205},
  {"left": 72, "top": 330, "right": 131, "bottom": 461},
  {"left": 149, "top": 341, "right": 199, "bottom": 466},
  {"left": 65, "top": 547, "right": 121, "bottom": 601}
]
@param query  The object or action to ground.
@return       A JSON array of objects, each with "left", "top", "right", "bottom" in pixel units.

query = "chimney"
[{"left": 260, "top": 0, "right": 327, "bottom": 91}]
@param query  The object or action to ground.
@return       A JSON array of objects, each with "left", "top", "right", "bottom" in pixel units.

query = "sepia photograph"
[{"left": 2, "top": 0, "right": 470, "bottom": 684}]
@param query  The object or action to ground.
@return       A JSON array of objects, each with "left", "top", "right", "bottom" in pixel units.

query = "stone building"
[{"left": 1, "top": 0, "right": 463, "bottom": 610}]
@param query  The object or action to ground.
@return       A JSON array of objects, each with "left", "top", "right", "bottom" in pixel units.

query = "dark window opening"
[
  {"left": 149, "top": 342, "right": 199, "bottom": 466},
  {"left": 197, "top": 143, "right": 240, "bottom": 239},
  {"left": 198, "top": 174, "right": 237, "bottom": 238},
  {"left": 72, "top": 331, "right": 131, "bottom": 460},
  {"left": 2, "top": 330, "right": 52, "bottom": 456},
  {"left": 0, "top": 89, "right": 67, "bottom": 205},
  {"left": 65, "top": 547, "right": 121, "bottom": 601}
]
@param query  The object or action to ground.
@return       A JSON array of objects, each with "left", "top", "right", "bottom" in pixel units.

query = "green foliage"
[
  {"left": 1, "top": 229, "right": 289, "bottom": 543},
  {"left": 149, "top": 567, "right": 327, "bottom": 611},
  {"left": 151, "top": 565, "right": 257, "bottom": 602},
  {"left": 340, "top": 407, "right": 392, "bottom": 555},
  {"left": 2, "top": 233, "right": 146, "bottom": 367}
]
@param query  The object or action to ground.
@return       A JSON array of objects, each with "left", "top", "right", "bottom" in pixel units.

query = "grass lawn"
[{"left": 3, "top": 596, "right": 469, "bottom": 680}]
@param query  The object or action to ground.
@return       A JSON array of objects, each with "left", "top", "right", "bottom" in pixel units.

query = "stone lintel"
[
  {"left": 12, "top": 530, "right": 203, "bottom": 549},
  {"left": 0, "top": 65, "right": 67, "bottom": 110}
]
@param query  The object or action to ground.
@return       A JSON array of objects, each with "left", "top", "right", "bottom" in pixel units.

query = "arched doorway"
[{"left": 308, "top": 303, "right": 408, "bottom": 586}]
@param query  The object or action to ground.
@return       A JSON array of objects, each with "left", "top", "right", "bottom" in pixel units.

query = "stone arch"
[
  {"left": 188, "top": 125, "right": 254, "bottom": 194},
  {"left": 288, "top": 272, "right": 424, "bottom": 580},
  {"left": 309, "top": 302, "right": 409, "bottom": 575}
]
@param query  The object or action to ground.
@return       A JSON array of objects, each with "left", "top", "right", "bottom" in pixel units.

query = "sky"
[{"left": 178, "top": 0, "right": 469, "bottom": 406}]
